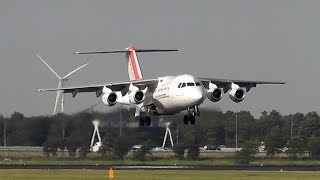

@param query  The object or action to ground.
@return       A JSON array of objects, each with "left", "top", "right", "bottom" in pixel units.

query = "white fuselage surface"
[{"left": 151, "top": 74, "right": 206, "bottom": 115}]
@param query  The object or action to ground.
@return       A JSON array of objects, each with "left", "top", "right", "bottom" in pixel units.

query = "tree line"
[{"left": 0, "top": 108, "right": 319, "bottom": 160}]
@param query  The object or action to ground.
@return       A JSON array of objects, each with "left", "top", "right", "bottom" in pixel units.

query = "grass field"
[
  {"left": 1, "top": 150, "right": 320, "bottom": 167},
  {"left": 2, "top": 158, "right": 320, "bottom": 167},
  {"left": 0, "top": 170, "right": 319, "bottom": 180}
]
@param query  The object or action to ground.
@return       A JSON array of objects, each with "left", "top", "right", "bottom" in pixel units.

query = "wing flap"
[
  {"left": 199, "top": 78, "right": 285, "bottom": 92},
  {"left": 37, "top": 79, "right": 159, "bottom": 97}
]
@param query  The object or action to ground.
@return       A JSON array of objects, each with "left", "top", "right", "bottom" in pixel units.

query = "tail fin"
[
  {"left": 75, "top": 45, "right": 178, "bottom": 80},
  {"left": 126, "top": 45, "right": 143, "bottom": 80}
]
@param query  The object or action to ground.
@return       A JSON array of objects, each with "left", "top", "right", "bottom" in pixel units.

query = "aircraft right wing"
[
  {"left": 199, "top": 78, "right": 285, "bottom": 92},
  {"left": 38, "top": 78, "right": 159, "bottom": 98}
]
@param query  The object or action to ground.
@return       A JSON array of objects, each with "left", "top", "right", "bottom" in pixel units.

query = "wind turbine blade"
[
  {"left": 53, "top": 81, "right": 62, "bottom": 114},
  {"left": 36, "top": 54, "right": 61, "bottom": 79},
  {"left": 62, "top": 61, "right": 90, "bottom": 79}
]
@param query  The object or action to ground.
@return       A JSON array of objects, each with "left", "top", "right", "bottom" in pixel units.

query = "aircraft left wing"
[
  {"left": 199, "top": 78, "right": 285, "bottom": 92},
  {"left": 37, "top": 78, "right": 159, "bottom": 97}
]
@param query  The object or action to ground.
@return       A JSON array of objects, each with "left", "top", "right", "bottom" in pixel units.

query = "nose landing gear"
[
  {"left": 139, "top": 116, "right": 151, "bottom": 127},
  {"left": 183, "top": 114, "right": 195, "bottom": 125},
  {"left": 183, "top": 105, "right": 199, "bottom": 125}
]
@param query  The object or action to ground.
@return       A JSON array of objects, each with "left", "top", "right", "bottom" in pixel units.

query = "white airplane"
[{"left": 38, "top": 45, "right": 285, "bottom": 126}]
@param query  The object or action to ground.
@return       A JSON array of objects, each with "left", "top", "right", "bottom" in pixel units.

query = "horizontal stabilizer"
[
  {"left": 75, "top": 49, "right": 178, "bottom": 54},
  {"left": 135, "top": 49, "right": 178, "bottom": 52},
  {"left": 75, "top": 50, "right": 128, "bottom": 54}
]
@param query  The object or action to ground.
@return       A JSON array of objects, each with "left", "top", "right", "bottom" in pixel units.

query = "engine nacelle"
[
  {"left": 101, "top": 87, "right": 118, "bottom": 106},
  {"left": 229, "top": 83, "right": 245, "bottom": 102},
  {"left": 206, "top": 83, "right": 223, "bottom": 102},
  {"left": 129, "top": 90, "right": 145, "bottom": 104}
]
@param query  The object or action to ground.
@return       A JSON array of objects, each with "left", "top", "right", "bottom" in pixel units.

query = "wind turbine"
[{"left": 36, "top": 54, "right": 91, "bottom": 114}]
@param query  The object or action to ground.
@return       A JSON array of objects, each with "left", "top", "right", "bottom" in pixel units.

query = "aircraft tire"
[
  {"left": 196, "top": 106, "right": 200, "bottom": 116},
  {"left": 139, "top": 117, "right": 145, "bottom": 127},
  {"left": 145, "top": 116, "right": 151, "bottom": 126},
  {"left": 183, "top": 115, "right": 189, "bottom": 125},
  {"left": 189, "top": 115, "right": 196, "bottom": 125}
]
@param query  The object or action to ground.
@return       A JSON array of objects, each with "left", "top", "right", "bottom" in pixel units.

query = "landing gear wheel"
[
  {"left": 189, "top": 115, "right": 196, "bottom": 125},
  {"left": 145, "top": 116, "right": 151, "bottom": 126},
  {"left": 183, "top": 115, "right": 189, "bottom": 125},
  {"left": 188, "top": 106, "right": 200, "bottom": 117},
  {"left": 139, "top": 117, "right": 145, "bottom": 127},
  {"left": 195, "top": 106, "right": 200, "bottom": 116}
]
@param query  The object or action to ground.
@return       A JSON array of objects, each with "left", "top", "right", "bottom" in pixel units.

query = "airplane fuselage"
[{"left": 147, "top": 74, "right": 206, "bottom": 115}]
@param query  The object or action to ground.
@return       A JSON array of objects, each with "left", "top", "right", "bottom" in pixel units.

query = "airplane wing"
[
  {"left": 199, "top": 78, "right": 285, "bottom": 92},
  {"left": 38, "top": 78, "right": 159, "bottom": 97}
]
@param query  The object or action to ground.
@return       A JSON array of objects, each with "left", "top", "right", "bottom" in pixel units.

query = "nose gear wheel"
[
  {"left": 184, "top": 105, "right": 199, "bottom": 125},
  {"left": 183, "top": 114, "right": 196, "bottom": 125},
  {"left": 139, "top": 116, "right": 151, "bottom": 127}
]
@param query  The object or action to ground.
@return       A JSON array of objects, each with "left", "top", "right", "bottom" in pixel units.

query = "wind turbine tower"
[
  {"left": 162, "top": 122, "right": 174, "bottom": 148},
  {"left": 36, "top": 54, "right": 91, "bottom": 114}
]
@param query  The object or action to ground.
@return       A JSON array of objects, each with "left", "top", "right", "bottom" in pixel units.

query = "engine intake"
[
  {"left": 207, "top": 88, "right": 223, "bottom": 102},
  {"left": 130, "top": 90, "right": 145, "bottom": 104},
  {"left": 102, "top": 91, "right": 118, "bottom": 106},
  {"left": 207, "top": 83, "right": 223, "bottom": 102},
  {"left": 229, "top": 88, "right": 245, "bottom": 102}
]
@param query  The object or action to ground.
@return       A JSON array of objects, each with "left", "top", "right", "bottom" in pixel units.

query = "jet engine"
[
  {"left": 101, "top": 87, "right": 118, "bottom": 106},
  {"left": 128, "top": 84, "right": 148, "bottom": 104},
  {"left": 206, "top": 83, "right": 223, "bottom": 102},
  {"left": 229, "top": 83, "right": 245, "bottom": 102},
  {"left": 129, "top": 90, "right": 145, "bottom": 104}
]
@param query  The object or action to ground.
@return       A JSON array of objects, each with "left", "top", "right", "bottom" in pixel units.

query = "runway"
[{"left": 0, "top": 165, "right": 319, "bottom": 171}]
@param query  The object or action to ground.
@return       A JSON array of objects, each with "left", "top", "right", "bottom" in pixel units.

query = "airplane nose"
[
  {"left": 193, "top": 90, "right": 202, "bottom": 99},
  {"left": 191, "top": 88, "right": 206, "bottom": 104}
]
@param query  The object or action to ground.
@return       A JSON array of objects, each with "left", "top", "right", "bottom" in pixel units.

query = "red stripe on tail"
[{"left": 128, "top": 45, "right": 142, "bottom": 80}]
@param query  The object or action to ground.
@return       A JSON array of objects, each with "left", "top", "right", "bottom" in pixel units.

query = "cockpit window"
[
  {"left": 178, "top": 83, "right": 182, "bottom": 88},
  {"left": 187, "top": 82, "right": 195, "bottom": 86},
  {"left": 181, "top": 83, "right": 186, "bottom": 88},
  {"left": 195, "top": 82, "right": 201, "bottom": 86}
]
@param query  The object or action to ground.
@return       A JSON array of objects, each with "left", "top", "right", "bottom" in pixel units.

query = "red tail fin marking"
[{"left": 128, "top": 45, "right": 143, "bottom": 80}]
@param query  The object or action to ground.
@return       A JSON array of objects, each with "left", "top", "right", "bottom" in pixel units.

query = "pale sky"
[{"left": 0, "top": 0, "right": 319, "bottom": 117}]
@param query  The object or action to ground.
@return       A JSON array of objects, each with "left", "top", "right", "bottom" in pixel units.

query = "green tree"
[
  {"left": 61, "top": 112, "right": 93, "bottom": 158},
  {"left": 200, "top": 109, "right": 225, "bottom": 146},
  {"left": 180, "top": 123, "right": 201, "bottom": 160},
  {"left": 265, "top": 126, "right": 282, "bottom": 156},
  {"left": 112, "top": 135, "right": 131, "bottom": 160},
  {"left": 42, "top": 114, "right": 68, "bottom": 157},
  {"left": 99, "top": 133, "right": 117, "bottom": 159},
  {"left": 10, "top": 111, "right": 24, "bottom": 120},
  {"left": 133, "top": 139, "right": 154, "bottom": 161},
  {"left": 298, "top": 112, "right": 320, "bottom": 142},
  {"left": 286, "top": 136, "right": 305, "bottom": 158},
  {"left": 307, "top": 136, "right": 320, "bottom": 159},
  {"left": 187, "top": 145, "right": 200, "bottom": 160},
  {"left": 173, "top": 143, "right": 186, "bottom": 159},
  {"left": 65, "top": 138, "right": 78, "bottom": 159},
  {"left": 234, "top": 139, "right": 259, "bottom": 164},
  {"left": 43, "top": 137, "right": 60, "bottom": 158}
]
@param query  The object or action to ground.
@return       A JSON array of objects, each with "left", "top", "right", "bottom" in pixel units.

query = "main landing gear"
[
  {"left": 184, "top": 114, "right": 195, "bottom": 125},
  {"left": 183, "top": 106, "right": 200, "bottom": 125},
  {"left": 139, "top": 116, "right": 151, "bottom": 127}
]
